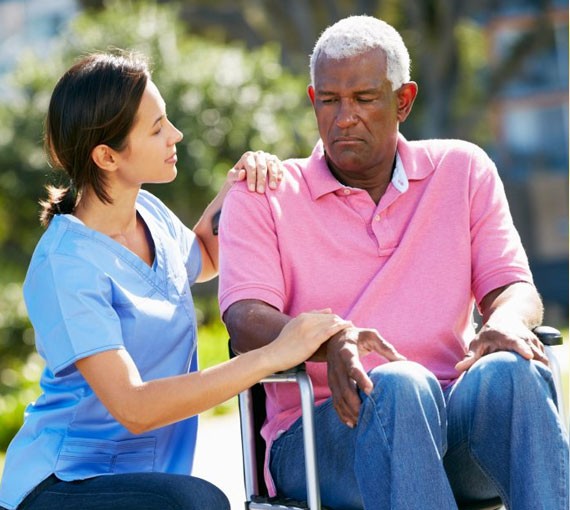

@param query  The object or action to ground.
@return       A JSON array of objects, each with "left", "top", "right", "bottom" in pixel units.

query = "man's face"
[{"left": 308, "top": 49, "right": 407, "bottom": 178}]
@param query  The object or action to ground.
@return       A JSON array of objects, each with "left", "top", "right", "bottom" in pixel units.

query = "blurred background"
[{"left": 0, "top": 0, "right": 567, "bottom": 497}]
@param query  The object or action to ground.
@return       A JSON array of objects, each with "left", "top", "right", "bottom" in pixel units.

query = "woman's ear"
[
  {"left": 91, "top": 144, "right": 119, "bottom": 173},
  {"left": 396, "top": 82, "right": 418, "bottom": 123}
]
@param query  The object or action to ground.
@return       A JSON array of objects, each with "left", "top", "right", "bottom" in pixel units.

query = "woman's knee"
[
  {"left": 22, "top": 473, "right": 230, "bottom": 510},
  {"left": 112, "top": 473, "right": 230, "bottom": 510},
  {"left": 170, "top": 476, "right": 230, "bottom": 510}
]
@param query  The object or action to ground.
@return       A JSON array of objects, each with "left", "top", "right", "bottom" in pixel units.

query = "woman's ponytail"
[{"left": 39, "top": 183, "right": 77, "bottom": 227}]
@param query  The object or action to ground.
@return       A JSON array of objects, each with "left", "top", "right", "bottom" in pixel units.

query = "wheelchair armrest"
[
  {"left": 533, "top": 326, "right": 563, "bottom": 346},
  {"left": 260, "top": 363, "right": 306, "bottom": 384}
]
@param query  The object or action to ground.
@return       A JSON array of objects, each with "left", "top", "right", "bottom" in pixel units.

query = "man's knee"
[
  {"left": 369, "top": 360, "right": 440, "bottom": 390},
  {"left": 472, "top": 351, "right": 554, "bottom": 394},
  {"left": 358, "top": 361, "right": 448, "bottom": 456},
  {"left": 366, "top": 361, "right": 444, "bottom": 408},
  {"left": 458, "top": 351, "right": 558, "bottom": 416}
]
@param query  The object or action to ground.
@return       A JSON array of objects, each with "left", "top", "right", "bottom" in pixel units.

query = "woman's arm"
[
  {"left": 194, "top": 151, "right": 283, "bottom": 282},
  {"left": 75, "top": 311, "right": 350, "bottom": 434}
]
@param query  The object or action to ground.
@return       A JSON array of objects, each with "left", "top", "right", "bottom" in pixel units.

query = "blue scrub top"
[{"left": 0, "top": 190, "right": 203, "bottom": 509}]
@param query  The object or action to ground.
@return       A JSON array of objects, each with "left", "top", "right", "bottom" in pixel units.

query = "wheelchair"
[{"left": 233, "top": 326, "right": 565, "bottom": 510}]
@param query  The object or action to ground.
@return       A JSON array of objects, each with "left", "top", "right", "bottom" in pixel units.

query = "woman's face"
[{"left": 115, "top": 80, "right": 183, "bottom": 187}]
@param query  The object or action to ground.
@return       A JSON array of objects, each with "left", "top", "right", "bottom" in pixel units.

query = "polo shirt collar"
[
  {"left": 306, "top": 135, "right": 433, "bottom": 200},
  {"left": 396, "top": 133, "right": 436, "bottom": 181},
  {"left": 305, "top": 140, "right": 345, "bottom": 201}
]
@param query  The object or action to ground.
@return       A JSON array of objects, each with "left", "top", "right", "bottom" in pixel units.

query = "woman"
[{"left": 0, "top": 51, "right": 350, "bottom": 510}]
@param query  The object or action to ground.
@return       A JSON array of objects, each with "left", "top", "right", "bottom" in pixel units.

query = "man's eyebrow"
[
  {"left": 355, "top": 88, "right": 380, "bottom": 94},
  {"left": 316, "top": 88, "right": 379, "bottom": 95}
]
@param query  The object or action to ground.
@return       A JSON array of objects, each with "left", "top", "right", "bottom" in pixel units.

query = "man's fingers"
[
  {"left": 361, "top": 334, "right": 406, "bottom": 362},
  {"left": 332, "top": 382, "right": 360, "bottom": 428},
  {"left": 349, "top": 364, "right": 373, "bottom": 396},
  {"left": 456, "top": 335, "right": 550, "bottom": 373},
  {"left": 514, "top": 337, "right": 549, "bottom": 365},
  {"left": 328, "top": 363, "right": 361, "bottom": 428},
  {"left": 455, "top": 351, "right": 476, "bottom": 372}
]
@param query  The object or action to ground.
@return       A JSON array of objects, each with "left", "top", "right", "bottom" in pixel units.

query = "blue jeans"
[
  {"left": 270, "top": 354, "right": 569, "bottom": 510},
  {"left": 17, "top": 472, "right": 230, "bottom": 510}
]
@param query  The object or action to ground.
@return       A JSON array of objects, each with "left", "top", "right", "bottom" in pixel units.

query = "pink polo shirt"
[{"left": 218, "top": 135, "right": 532, "bottom": 494}]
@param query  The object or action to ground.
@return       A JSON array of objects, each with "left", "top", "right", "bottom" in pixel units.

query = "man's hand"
[
  {"left": 326, "top": 327, "right": 405, "bottom": 428},
  {"left": 455, "top": 319, "right": 548, "bottom": 373},
  {"left": 456, "top": 282, "right": 546, "bottom": 373}
]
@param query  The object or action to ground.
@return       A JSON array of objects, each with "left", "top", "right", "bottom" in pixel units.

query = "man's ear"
[
  {"left": 91, "top": 144, "right": 119, "bottom": 173},
  {"left": 307, "top": 85, "right": 316, "bottom": 106},
  {"left": 396, "top": 82, "right": 418, "bottom": 123}
]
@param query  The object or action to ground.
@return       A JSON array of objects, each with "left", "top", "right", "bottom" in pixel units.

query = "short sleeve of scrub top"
[{"left": 24, "top": 249, "right": 125, "bottom": 376}]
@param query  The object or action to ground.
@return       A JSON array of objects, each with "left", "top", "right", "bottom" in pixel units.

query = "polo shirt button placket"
[{"left": 371, "top": 212, "right": 386, "bottom": 253}]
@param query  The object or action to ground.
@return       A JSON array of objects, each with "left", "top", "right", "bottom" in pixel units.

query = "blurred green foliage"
[{"left": 0, "top": 283, "right": 40, "bottom": 451}]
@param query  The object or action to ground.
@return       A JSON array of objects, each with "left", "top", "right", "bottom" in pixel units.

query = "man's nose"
[{"left": 335, "top": 99, "right": 358, "bottom": 128}]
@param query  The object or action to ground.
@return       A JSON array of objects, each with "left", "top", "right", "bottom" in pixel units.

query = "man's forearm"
[
  {"left": 480, "top": 281, "right": 544, "bottom": 329},
  {"left": 224, "top": 299, "right": 291, "bottom": 354}
]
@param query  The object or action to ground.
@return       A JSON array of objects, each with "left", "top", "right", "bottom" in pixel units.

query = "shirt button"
[
  {"left": 374, "top": 214, "right": 381, "bottom": 222},
  {"left": 343, "top": 189, "right": 351, "bottom": 195}
]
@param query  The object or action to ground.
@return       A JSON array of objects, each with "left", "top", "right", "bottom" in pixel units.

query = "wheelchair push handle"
[{"left": 533, "top": 326, "right": 563, "bottom": 346}]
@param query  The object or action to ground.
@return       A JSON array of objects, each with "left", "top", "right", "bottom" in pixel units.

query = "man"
[{"left": 219, "top": 15, "right": 568, "bottom": 510}]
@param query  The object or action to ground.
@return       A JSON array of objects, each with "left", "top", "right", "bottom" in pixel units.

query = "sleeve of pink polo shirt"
[
  {"left": 468, "top": 146, "right": 533, "bottom": 306},
  {"left": 218, "top": 182, "right": 286, "bottom": 315}
]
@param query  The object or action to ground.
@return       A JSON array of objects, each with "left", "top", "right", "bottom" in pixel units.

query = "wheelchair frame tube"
[
  {"left": 545, "top": 345, "right": 567, "bottom": 430},
  {"left": 297, "top": 371, "right": 321, "bottom": 510},
  {"left": 261, "top": 368, "right": 322, "bottom": 510},
  {"left": 238, "top": 389, "right": 260, "bottom": 500}
]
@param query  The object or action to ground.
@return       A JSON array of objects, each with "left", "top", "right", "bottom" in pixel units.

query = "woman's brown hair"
[{"left": 40, "top": 50, "right": 150, "bottom": 226}]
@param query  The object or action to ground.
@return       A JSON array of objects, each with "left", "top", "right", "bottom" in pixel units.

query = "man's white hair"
[{"left": 309, "top": 15, "right": 411, "bottom": 91}]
